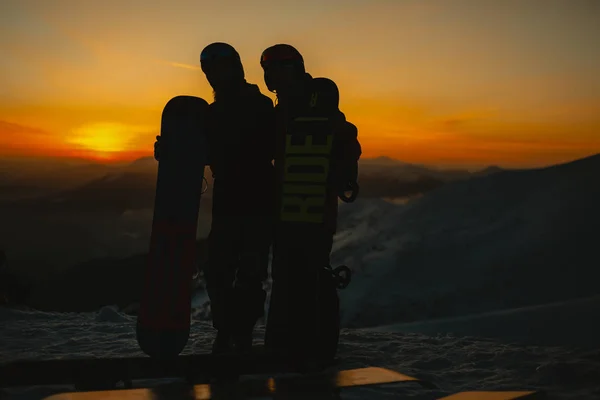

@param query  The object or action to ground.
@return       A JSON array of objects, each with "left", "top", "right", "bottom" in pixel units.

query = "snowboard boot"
[{"left": 211, "top": 330, "right": 233, "bottom": 355}]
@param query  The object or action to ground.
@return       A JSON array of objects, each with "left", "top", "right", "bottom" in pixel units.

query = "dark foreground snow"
[{"left": 0, "top": 306, "right": 599, "bottom": 400}]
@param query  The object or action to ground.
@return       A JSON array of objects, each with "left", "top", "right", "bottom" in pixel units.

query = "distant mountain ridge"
[
  {"left": 13, "top": 152, "right": 600, "bottom": 316},
  {"left": 1, "top": 153, "right": 595, "bottom": 213},
  {"left": 336, "top": 152, "right": 600, "bottom": 328}
]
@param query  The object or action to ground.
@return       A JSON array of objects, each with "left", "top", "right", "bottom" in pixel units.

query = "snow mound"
[
  {"left": 334, "top": 154, "right": 600, "bottom": 333},
  {"left": 95, "top": 306, "right": 133, "bottom": 323},
  {"left": 369, "top": 294, "right": 600, "bottom": 349}
]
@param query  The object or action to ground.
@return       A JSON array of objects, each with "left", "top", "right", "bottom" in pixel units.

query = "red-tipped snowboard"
[{"left": 137, "top": 95, "right": 209, "bottom": 359}]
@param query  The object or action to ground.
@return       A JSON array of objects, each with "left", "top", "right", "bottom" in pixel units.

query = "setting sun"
[{"left": 66, "top": 122, "right": 152, "bottom": 160}]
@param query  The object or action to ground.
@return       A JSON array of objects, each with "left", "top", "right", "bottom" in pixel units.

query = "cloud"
[
  {"left": 0, "top": 120, "right": 57, "bottom": 154},
  {"left": 157, "top": 60, "right": 202, "bottom": 71},
  {"left": 434, "top": 108, "right": 500, "bottom": 130},
  {"left": 0, "top": 120, "right": 51, "bottom": 137},
  {"left": 41, "top": 14, "right": 203, "bottom": 73}
]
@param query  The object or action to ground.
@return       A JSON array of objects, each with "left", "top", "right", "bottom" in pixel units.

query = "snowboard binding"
[
  {"left": 339, "top": 181, "right": 359, "bottom": 203},
  {"left": 326, "top": 265, "right": 352, "bottom": 289}
]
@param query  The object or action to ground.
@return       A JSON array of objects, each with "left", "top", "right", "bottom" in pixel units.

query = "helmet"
[
  {"left": 260, "top": 44, "right": 305, "bottom": 93},
  {"left": 200, "top": 42, "right": 242, "bottom": 73},
  {"left": 260, "top": 44, "right": 304, "bottom": 72}
]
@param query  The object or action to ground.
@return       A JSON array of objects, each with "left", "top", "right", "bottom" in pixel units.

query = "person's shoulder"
[
  {"left": 258, "top": 92, "right": 274, "bottom": 107},
  {"left": 308, "top": 76, "right": 340, "bottom": 110},
  {"left": 245, "top": 83, "right": 274, "bottom": 108},
  {"left": 311, "top": 76, "right": 338, "bottom": 90},
  {"left": 310, "top": 76, "right": 337, "bottom": 92},
  {"left": 255, "top": 89, "right": 275, "bottom": 107}
]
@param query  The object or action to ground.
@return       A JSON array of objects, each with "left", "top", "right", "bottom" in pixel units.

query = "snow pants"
[{"left": 204, "top": 214, "right": 272, "bottom": 334}]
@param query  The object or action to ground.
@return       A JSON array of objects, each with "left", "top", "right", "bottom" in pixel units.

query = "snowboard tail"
[
  {"left": 139, "top": 221, "right": 197, "bottom": 331},
  {"left": 137, "top": 95, "right": 209, "bottom": 359}
]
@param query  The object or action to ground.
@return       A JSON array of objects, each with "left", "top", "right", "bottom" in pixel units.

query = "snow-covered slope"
[
  {"left": 333, "top": 154, "right": 600, "bottom": 332},
  {"left": 369, "top": 294, "right": 600, "bottom": 349}
]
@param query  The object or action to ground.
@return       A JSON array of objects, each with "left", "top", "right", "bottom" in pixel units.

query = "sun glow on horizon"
[
  {"left": 1, "top": 0, "right": 599, "bottom": 168},
  {"left": 66, "top": 122, "right": 153, "bottom": 160}
]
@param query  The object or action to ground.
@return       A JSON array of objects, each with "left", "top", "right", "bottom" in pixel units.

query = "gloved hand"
[{"left": 153, "top": 135, "right": 161, "bottom": 161}]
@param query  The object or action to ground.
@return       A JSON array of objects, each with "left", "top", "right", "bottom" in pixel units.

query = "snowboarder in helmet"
[
  {"left": 200, "top": 42, "right": 246, "bottom": 97},
  {"left": 260, "top": 44, "right": 362, "bottom": 364},
  {"left": 260, "top": 44, "right": 306, "bottom": 95},
  {"left": 154, "top": 42, "right": 276, "bottom": 355}
]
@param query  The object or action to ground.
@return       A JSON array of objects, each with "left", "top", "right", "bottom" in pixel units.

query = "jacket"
[
  {"left": 273, "top": 74, "right": 361, "bottom": 233},
  {"left": 206, "top": 82, "right": 276, "bottom": 216}
]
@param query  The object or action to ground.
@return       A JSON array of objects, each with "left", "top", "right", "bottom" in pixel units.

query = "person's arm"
[
  {"left": 153, "top": 136, "right": 161, "bottom": 161},
  {"left": 204, "top": 105, "right": 219, "bottom": 178},
  {"left": 255, "top": 95, "right": 277, "bottom": 165},
  {"left": 314, "top": 77, "right": 361, "bottom": 188},
  {"left": 334, "top": 111, "right": 362, "bottom": 187}
]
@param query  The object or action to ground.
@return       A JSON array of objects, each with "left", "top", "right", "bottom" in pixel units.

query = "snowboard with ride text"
[{"left": 266, "top": 77, "right": 356, "bottom": 364}]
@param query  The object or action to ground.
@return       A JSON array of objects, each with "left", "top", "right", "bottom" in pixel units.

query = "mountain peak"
[
  {"left": 128, "top": 156, "right": 155, "bottom": 167},
  {"left": 362, "top": 156, "right": 405, "bottom": 165}
]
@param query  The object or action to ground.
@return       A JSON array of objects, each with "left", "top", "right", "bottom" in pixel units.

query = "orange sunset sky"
[{"left": 1, "top": 0, "right": 599, "bottom": 169}]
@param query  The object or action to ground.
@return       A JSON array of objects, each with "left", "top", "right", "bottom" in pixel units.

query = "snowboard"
[
  {"left": 136, "top": 95, "right": 210, "bottom": 359},
  {"left": 266, "top": 77, "right": 355, "bottom": 363}
]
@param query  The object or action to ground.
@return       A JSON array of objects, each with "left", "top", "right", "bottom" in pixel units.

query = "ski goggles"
[
  {"left": 200, "top": 48, "right": 240, "bottom": 73},
  {"left": 260, "top": 52, "right": 303, "bottom": 70},
  {"left": 200, "top": 48, "right": 238, "bottom": 63}
]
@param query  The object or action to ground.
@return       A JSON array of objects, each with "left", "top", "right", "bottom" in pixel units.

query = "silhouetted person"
[
  {"left": 154, "top": 43, "right": 275, "bottom": 354},
  {"left": 259, "top": 44, "right": 361, "bottom": 364}
]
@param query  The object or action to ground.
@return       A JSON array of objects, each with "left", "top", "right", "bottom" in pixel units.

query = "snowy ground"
[
  {"left": 369, "top": 294, "right": 600, "bottom": 350},
  {"left": 1, "top": 306, "right": 599, "bottom": 400},
  {"left": 1, "top": 155, "right": 599, "bottom": 399}
]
